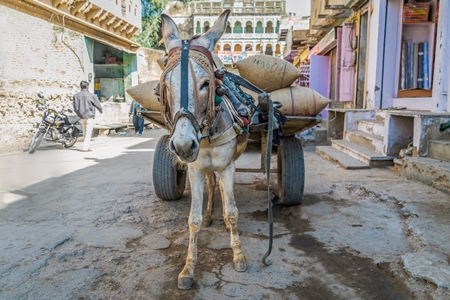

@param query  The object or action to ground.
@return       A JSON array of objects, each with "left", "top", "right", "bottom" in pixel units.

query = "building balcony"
[
  {"left": 310, "top": 0, "right": 349, "bottom": 27},
  {"left": 190, "top": 0, "right": 285, "bottom": 16},
  {"left": 24, "top": 0, "right": 142, "bottom": 43},
  {"left": 222, "top": 32, "right": 279, "bottom": 40}
]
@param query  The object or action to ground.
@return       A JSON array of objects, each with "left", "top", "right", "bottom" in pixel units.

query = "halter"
[{"left": 160, "top": 40, "right": 217, "bottom": 141}]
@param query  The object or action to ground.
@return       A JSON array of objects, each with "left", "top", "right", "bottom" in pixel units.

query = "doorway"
[{"left": 356, "top": 11, "right": 369, "bottom": 109}]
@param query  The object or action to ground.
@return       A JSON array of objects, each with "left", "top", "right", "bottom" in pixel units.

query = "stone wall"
[{"left": 0, "top": 5, "right": 86, "bottom": 150}]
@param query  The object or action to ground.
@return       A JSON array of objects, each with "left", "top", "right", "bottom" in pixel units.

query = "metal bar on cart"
[{"left": 236, "top": 168, "right": 277, "bottom": 173}]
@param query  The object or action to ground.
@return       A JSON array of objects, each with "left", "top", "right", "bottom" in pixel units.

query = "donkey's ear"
[
  {"left": 194, "top": 10, "right": 230, "bottom": 52},
  {"left": 161, "top": 13, "right": 181, "bottom": 52}
]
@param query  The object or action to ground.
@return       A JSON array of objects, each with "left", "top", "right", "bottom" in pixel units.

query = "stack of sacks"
[
  {"left": 236, "top": 54, "right": 330, "bottom": 116},
  {"left": 127, "top": 54, "right": 330, "bottom": 117}
]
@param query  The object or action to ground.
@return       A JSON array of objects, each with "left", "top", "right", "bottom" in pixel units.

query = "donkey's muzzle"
[{"left": 169, "top": 117, "right": 201, "bottom": 163}]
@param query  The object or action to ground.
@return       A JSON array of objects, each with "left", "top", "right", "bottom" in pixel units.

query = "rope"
[
  {"left": 262, "top": 98, "right": 274, "bottom": 266},
  {"left": 222, "top": 95, "right": 245, "bottom": 128}
]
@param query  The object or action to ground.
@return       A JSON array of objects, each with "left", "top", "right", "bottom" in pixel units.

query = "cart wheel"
[
  {"left": 277, "top": 136, "right": 304, "bottom": 205},
  {"left": 153, "top": 135, "right": 186, "bottom": 200}
]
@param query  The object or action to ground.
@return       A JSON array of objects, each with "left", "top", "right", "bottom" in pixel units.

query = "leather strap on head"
[
  {"left": 168, "top": 44, "right": 214, "bottom": 67},
  {"left": 180, "top": 40, "right": 190, "bottom": 110}
]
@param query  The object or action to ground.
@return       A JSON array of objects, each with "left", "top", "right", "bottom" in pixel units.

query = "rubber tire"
[
  {"left": 27, "top": 131, "right": 44, "bottom": 154},
  {"left": 277, "top": 136, "right": 305, "bottom": 205},
  {"left": 63, "top": 136, "right": 77, "bottom": 148},
  {"left": 153, "top": 135, "right": 187, "bottom": 200}
]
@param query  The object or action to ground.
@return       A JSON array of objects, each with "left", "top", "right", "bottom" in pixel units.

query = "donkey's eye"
[{"left": 200, "top": 80, "right": 210, "bottom": 91}]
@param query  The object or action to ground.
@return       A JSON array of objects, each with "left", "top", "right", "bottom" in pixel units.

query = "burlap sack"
[
  {"left": 270, "top": 86, "right": 330, "bottom": 116},
  {"left": 126, "top": 80, "right": 160, "bottom": 111},
  {"left": 242, "top": 86, "right": 329, "bottom": 116},
  {"left": 156, "top": 57, "right": 166, "bottom": 71},
  {"left": 235, "top": 55, "right": 301, "bottom": 92}
]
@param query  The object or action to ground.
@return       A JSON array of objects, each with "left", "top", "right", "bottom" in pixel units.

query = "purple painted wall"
[{"left": 310, "top": 54, "right": 331, "bottom": 119}]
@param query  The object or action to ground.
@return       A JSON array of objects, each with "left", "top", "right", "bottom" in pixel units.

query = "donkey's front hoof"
[
  {"left": 178, "top": 276, "right": 194, "bottom": 290},
  {"left": 233, "top": 258, "right": 247, "bottom": 272}
]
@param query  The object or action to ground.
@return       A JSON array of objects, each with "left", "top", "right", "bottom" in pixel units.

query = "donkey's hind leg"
[
  {"left": 218, "top": 162, "right": 247, "bottom": 272},
  {"left": 204, "top": 170, "right": 216, "bottom": 227}
]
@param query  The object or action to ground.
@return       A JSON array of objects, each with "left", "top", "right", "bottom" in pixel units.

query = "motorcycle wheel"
[
  {"left": 63, "top": 136, "right": 77, "bottom": 148},
  {"left": 27, "top": 130, "right": 44, "bottom": 154}
]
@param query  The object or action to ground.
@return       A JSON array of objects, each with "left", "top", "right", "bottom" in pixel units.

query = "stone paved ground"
[{"left": 1, "top": 128, "right": 450, "bottom": 299}]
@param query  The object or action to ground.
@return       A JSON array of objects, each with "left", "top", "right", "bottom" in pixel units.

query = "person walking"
[
  {"left": 73, "top": 80, "right": 103, "bottom": 152},
  {"left": 129, "top": 100, "right": 145, "bottom": 136}
]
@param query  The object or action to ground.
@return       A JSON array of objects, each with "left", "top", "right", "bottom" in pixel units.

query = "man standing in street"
[
  {"left": 128, "top": 100, "right": 145, "bottom": 136},
  {"left": 73, "top": 80, "right": 103, "bottom": 152}
]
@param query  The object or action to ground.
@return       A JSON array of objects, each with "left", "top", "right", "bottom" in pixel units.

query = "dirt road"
[{"left": 1, "top": 129, "right": 449, "bottom": 299}]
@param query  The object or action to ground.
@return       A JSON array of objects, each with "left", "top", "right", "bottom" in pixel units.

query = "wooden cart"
[{"left": 142, "top": 110, "right": 321, "bottom": 205}]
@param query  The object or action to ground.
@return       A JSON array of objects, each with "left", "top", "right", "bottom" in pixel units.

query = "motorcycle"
[{"left": 27, "top": 93, "right": 83, "bottom": 154}]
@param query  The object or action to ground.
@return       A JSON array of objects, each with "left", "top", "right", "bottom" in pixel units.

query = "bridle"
[{"left": 160, "top": 39, "right": 217, "bottom": 142}]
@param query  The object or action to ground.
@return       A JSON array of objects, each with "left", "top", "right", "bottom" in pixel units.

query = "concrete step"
[
  {"left": 331, "top": 139, "right": 394, "bottom": 168},
  {"left": 344, "top": 130, "right": 385, "bottom": 154},
  {"left": 357, "top": 119, "right": 385, "bottom": 136},
  {"left": 402, "top": 157, "right": 450, "bottom": 195},
  {"left": 374, "top": 110, "right": 387, "bottom": 121},
  {"left": 316, "top": 146, "right": 370, "bottom": 169},
  {"left": 428, "top": 140, "right": 450, "bottom": 162}
]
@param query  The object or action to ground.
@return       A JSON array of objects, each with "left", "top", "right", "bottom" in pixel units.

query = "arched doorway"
[
  {"left": 204, "top": 21, "right": 210, "bottom": 32},
  {"left": 233, "top": 21, "right": 243, "bottom": 34},
  {"left": 265, "top": 44, "right": 273, "bottom": 55},
  {"left": 223, "top": 44, "right": 231, "bottom": 51},
  {"left": 275, "top": 44, "right": 281, "bottom": 54},
  {"left": 215, "top": 45, "right": 220, "bottom": 53},
  {"left": 255, "top": 21, "right": 263, "bottom": 33},
  {"left": 245, "top": 44, "right": 252, "bottom": 51},
  {"left": 265, "top": 21, "right": 273, "bottom": 33},
  {"left": 245, "top": 21, "right": 253, "bottom": 33},
  {"left": 234, "top": 44, "right": 242, "bottom": 52},
  {"left": 226, "top": 22, "right": 231, "bottom": 33},
  {"left": 256, "top": 44, "right": 261, "bottom": 52},
  {"left": 196, "top": 21, "right": 201, "bottom": 34}
]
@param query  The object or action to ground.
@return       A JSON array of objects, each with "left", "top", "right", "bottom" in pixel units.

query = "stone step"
[
  {"left": 357, "top": 119, "right": 385, "bottom": 136},
  {"left": 316, "top": 146, "right": 370, "bottom": 169},
  {"left": 344, "top": 130, "right": 385, "bottom": 154},
  {"left": 331, "top": 139, "right": 394, "bottom": 167},
  {"left": 402, "top": 157, "right": 450, "bottom": 195},
  {"left": 428, "top": 140, "right": 450, "bottom": 162}
]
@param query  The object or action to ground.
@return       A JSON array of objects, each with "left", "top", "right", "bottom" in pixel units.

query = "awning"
[
  {"left": 308, "top": 27, "right": 338, "bottom": 58},
  {"left": 284, "top": 50, "right": 299, "bottom": 63},
  {"left": 293, "top": 56, "right": 301, "bottom": 67}
]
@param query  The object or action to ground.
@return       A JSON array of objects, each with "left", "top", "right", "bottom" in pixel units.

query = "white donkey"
[{"left": 160, "top": 10, "right": 248, "bottom": 289}]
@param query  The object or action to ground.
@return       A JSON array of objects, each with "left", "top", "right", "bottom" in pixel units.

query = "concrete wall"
[
  {"left": 136, "top": 48, "right": 165, "bottom": 83},
  {"left": 0, "top": 5, "right": 86, "bottom": 150},
  {"left": 365, "top": 0, "right": 387, "bottom": 110}
]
